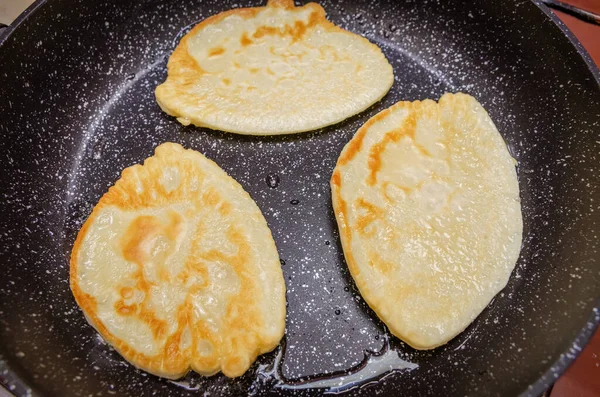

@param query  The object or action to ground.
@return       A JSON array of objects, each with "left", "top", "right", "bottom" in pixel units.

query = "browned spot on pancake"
[
  {"left": 121, "top": 216, "right": 162, "bottom": 265},
  {"left": 267, "top": 0, "right": 295, "bottom": 8},
  {"left": 291, "top": 20, "right": 308, "bottom": 39},
  {"left": 367, "top": 131, "right": 399, "bottom": 186},
  {"left": 208, "top": 46, "right": 226, "bottom": 56},
  {"left": 159, "top": 299, "right": 195, "bottom": 366},
  {"left": 336, "top": 107, "right": 389, "bottom": 167},
  {"left": 249, "top": 67, "right": 260, "bottom": 74},
  {"left": 307, "top": 8, "right": 321, "bottom": 26},
  {"left": 368, "top": 250, "right": 394, "bottom": 274},
  {"left": 222, "top": 78, "right": 231, "bottom": 85},
  {"left": 114, "top": 300, "right": 137, "bottom": 315},
  {"left": 158, "top": 265, "right": 171, "bottom": 282},
  {"left": 367, "top": 111, "right": 417, "bottom": 186},
  {"left": 121, "top": 287, "right": 134, "bottom": 299},
  {"left": 252, "top": 13, "right": 318, "bottom": 42},
  {"left": 219, "top": 201, "right": 233, "bottom": 216},
  {"left": 181, "top": 260, "right": 209, "bottom": 288},
  {"left": 116, "top": 212, "right": 186, "bottom": 339},
  {"left": 331, "top": 170, "right": 341, "bottom": 187},
  {"left": 240, "top": 33, "right": 253, "bottom": 47},
  {"left": 355, "top": 198, "right": 384, "bottom": 237},
  {"left": 337, "top": 127, "right": 366, "bottom": 166},
  {"left": 139, "top": 300, "right": 169, "bottom": 340},
  {"left": 168, "top": 38, "right": 207, "bottom": 76},
  {"left": 202, "top": 188, "right": 222, "bottom": 208},
  {"left": 121, "top": 212, "right": 184, "bottom": 266},
  {"left": 253, "top": 25, "right": 280, "bottom": 39},
  {"left": 337, "top": 102, "right": 414, "bottom": 167}
]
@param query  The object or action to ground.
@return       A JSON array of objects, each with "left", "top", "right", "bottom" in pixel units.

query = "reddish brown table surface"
[{"left": 549, "top": 3, "right": 600, "bottom": 397}]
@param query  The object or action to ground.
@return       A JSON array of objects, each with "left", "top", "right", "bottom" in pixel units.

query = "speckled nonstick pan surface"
[{"left": 0, "top": 0, "right": 599, "bottom": 396}]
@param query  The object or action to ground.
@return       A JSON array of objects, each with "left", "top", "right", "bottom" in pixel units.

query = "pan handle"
[{"left": 540, "top": 0, "right": 600, "bottom": 25}]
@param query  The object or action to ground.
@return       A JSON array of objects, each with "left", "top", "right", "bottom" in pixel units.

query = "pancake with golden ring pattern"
[
  {"left": 331, "top": 93, "right": 522, "bottom": 349},
  {"left": 155, "top": 0, "right": 393, "bottom": 135},
  {"left": 70, "top": 142, "right": 286, "bottom": 379}
]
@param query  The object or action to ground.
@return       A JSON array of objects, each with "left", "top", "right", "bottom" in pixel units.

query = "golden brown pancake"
[
  {"left": 70, "top": 142, "right": 286, "bottom": 378},
  {"left": 155, "top": 0, "right": 393, "bottom": 135},
  {"left": 331, "top": 93, "right": 522, "bottom": 349}
]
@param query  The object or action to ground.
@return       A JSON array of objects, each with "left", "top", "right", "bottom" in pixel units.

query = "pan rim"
[
  {"left": 518, "top": 3, "right": 600, "bottom": 394},
  {"left": 0, "top": 0, "right": 599, "bottom": 396},
  {"left": 532, "top": 0, "right": 600, "bottom": 86},
  {"left": 0, "top": 0, "right": 47, "bottom": 47}
]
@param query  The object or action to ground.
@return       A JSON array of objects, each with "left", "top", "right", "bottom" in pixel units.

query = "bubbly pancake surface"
[
  {"left": 331, "top": 93, "right": 522, "bottom": 349},
  {"left": 155, "top": 0, "right": 393, "bottom": 135},
  {"left": 70, "top": 143, "right": 286, "bottom": 379}
]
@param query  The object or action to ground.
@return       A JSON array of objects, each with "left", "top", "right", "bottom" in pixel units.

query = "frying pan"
[{"left": 0, "top": 0, "right": 599, "bottom": 396}]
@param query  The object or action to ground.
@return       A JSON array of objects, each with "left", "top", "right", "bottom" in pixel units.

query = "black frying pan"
[{"left": 1, "top": 0, "right": 599, "bottom": 396}]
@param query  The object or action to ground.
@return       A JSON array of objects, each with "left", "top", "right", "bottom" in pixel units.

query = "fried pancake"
[
  {"left": 155, "top": 0, "right": 393, "bottom": 135},
  {"left": 331, "top": 93, "right": 522, "bottom": 349},
  {"left": 70, "top": 143, "right": 286, "bottom": 378}
]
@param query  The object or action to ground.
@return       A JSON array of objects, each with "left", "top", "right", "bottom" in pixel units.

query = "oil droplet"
[
  {"left": 335, "top": 309, "right": 341, "bottom": 315},
  {"left": 125, "top": 73, "right": 135, "bottom": 81},
  {"left": 290, "top": 199, "right": 299, "bottom": 205},
  {"left": 344, "top": 286, "right": 350, "bottom": 292},
  {"left": 280, "top": 259, "right": 286, "bottom": 266},
  {"left": 266, "top": 174, "right": 280, "bottom": 188},
  {"left": 325, "top": 240, "right": 330, "bottom": 246},
  {"left": 389, "top": 24, "right": 397, "bottom": 32},
  {"left": 168, "top": 380, "right": 200, "bottom": 391}
]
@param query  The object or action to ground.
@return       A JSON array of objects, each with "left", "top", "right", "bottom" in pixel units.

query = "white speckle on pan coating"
[{"left": 0, "top": 0, "right": 599, "bottom": 396}]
